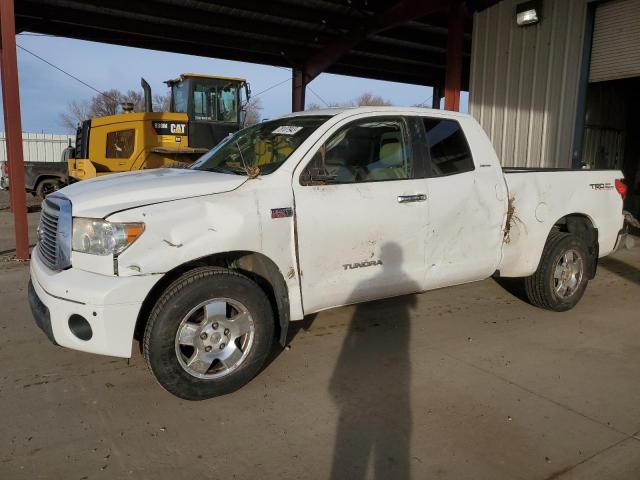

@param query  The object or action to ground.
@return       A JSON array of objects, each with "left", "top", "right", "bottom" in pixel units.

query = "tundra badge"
[{"left": 343, "top": 260, "right": 383, "bottom": 270}]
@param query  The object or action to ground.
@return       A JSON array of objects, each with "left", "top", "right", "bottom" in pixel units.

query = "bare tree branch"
[{"left": 243, "top": 97, "right": 263, "bottom": 126}]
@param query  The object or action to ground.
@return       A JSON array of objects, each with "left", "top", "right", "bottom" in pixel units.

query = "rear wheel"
[
  {"left": 524, "top": 230, "right": 590, "bottom": 311},
  {"left": 143, "top": 267, "right": 274, "bottom": 400}
]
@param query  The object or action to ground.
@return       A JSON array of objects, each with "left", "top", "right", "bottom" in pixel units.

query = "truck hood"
[{"left": 59, "top": 168, "right": 247, "bottom": 218}]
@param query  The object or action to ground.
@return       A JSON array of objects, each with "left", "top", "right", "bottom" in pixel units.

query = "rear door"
[
  {"left": 418, "top": 116, "right": 506, "bottom": 289},
  {"left": 292, "top": 115, "right": 429, "bottom": 313}
]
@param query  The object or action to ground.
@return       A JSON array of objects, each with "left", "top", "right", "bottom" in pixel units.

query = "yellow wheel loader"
[{"left": 67, "top": 74, "right": 250, "bottom": 181}]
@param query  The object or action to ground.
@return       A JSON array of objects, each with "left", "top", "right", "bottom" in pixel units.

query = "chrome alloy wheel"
[
  {"left": 552, "top": 249, "right": 584, "bottom": 299},
  {"left": 174, "top": 298, "right": 255, "bottom": 379}
]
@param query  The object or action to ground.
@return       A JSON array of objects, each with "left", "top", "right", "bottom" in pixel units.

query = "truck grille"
[{"left": 37, "top": 195, "right": 72, "bottom": 270}]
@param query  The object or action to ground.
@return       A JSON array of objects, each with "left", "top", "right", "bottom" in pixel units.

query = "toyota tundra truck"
[{"left": 28, "top": 107, "right": 629, "bottom": 400}]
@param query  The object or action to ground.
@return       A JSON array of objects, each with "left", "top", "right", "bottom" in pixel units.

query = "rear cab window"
[{"left": 421, "top": 118, "right": 475, "bottom": 177}]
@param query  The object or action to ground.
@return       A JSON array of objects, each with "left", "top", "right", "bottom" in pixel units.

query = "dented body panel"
[
  {"left": 28, "top": 107, "right": 626, "bottom": 359},
  {"left": 498, "top": 170, "right": 624, "bottom": 277}
]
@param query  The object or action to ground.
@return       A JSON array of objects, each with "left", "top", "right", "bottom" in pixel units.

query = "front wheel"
[
  {"left": 143, "top": 267, "right": 274, "bottom": 400},
  {"left": 524, "top": 230, "right": 590, "bottom": 311}
]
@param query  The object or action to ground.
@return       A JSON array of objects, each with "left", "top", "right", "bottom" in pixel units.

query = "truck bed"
[{"left": 498, "top": 168, "right": 625, "bottom": 277}]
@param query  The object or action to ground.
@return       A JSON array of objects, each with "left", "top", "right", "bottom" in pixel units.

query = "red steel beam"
[
  {"left": 303, "top": 0, "right": 451, "bottom": 83},
  {"left": 0, "top": 0, "right": 30, "bottom": 259},
  {"left": 444, "top": 1, "right": 465, "bottom": 111},
  {"left": 292, "top": 67, "right": 306, "bottom": 112}
]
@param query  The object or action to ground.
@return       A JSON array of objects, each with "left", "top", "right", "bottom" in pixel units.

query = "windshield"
[{"left": 191, "top": 116, "right": 330, "bottom": 176}]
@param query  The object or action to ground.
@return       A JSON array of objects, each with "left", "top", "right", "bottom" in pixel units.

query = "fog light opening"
[{"left": 68, "top": 314, "right": 93, "bottom": 341}]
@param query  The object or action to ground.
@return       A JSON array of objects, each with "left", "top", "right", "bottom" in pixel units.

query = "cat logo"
[
  {"left": 342, "top": 260, "right": 383, "bottom": 270},
  {"left": 152, "top": 121, "right": 188, "bottom": 136},
  {"left": 170, "top": 123, "right": 186, "bottom": 134}
]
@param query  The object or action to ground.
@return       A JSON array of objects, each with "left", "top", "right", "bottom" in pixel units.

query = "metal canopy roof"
[{"left": 15, "top": 0, "right": 498, "bottom": 89}]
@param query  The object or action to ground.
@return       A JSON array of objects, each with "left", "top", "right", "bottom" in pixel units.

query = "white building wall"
[
  {"left": 469, "top": 0, "right": 588, "bottom": 168},
  {"left": 0, "top": 132, "right": 74, "bottom": 164}
]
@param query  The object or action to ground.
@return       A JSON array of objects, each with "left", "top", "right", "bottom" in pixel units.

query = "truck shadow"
[
  {"left": 493, "top": 276, "right": 529, "bottom": 303},
  {"left": 328, "top": 242, "right": 415, "bottom": 480},
  {"left": 599, "top": 256, "right": 640, "bottom": 286},
  {"left": 262, "top": 314, "right": 317, "bottom": 370}
]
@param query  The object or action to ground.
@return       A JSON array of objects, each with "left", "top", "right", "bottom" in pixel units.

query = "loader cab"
[{"left": 166, "top": 74, "right": 249, "bottom": 150}]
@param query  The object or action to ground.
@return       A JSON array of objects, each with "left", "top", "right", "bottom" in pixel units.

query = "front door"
[{"left": 292, "top": 115, "right": 429, "bottom": 313}]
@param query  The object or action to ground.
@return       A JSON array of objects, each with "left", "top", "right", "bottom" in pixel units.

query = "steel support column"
[
  {"left": 0, "top": 0, "right": 29, "bottom": 259},
  {"left": 292, "top": 67, "right": 306, "bottom": 112},
  {"left": 431, "top": 86, "right": 442, "bottom": 109},
  {"left": 444, "top": 1, "right": 464, "bottom": 112}
]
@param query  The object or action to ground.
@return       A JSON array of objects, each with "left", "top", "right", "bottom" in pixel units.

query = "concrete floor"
[{"left": 1, "top": 191, "right": 640, "bottom": 480}]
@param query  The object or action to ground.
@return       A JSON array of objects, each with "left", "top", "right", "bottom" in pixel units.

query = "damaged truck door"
[{"left": 293, "top": 115, "right": 429, "bottom": 312}]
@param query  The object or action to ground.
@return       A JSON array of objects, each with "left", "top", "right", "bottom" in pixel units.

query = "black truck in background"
[{"left": 0, "top": 146, "right": 72, "bottom": 198}]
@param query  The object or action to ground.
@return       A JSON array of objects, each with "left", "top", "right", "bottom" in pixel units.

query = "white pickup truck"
[{"left": 28, "top": 107, "right": 628, "bottom": 400}]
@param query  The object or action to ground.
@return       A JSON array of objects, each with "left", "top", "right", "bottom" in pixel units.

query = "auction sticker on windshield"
[{"left": 272, "top": 126, "right": 304, "bottom": 135}]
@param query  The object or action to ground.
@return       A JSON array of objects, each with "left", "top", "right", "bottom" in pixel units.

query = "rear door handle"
[{"left": 397, "top": 194, "right": 427, "bottom": 203}]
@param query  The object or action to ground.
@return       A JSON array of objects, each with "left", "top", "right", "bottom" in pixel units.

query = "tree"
[
  {"left": 305, "top": 92, "right": 393, "bottom": 111},
  {"left": 351, "top": 92, "right": 392, "bottom": 107},
  {"left": 59, "top": 99, "right": 91, "bottom": 131},
  {"left": 153, "top": 91, "right": 171, "bottom": 112},
  {"left": 89, "top": 89, "right": 122, "bottom": 117},
  {"left": 243, "top": 97, "right": 263, "bottom": 126},
  {"left": 122, "top": 90, "right": 144, "bottom": 112},
  {"left": 59, "top": 87, "right": 172, "bottom": 132}
]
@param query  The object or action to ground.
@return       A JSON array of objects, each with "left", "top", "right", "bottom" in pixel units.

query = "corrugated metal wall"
[
  {"left": 0, "top": 132, "right": 74, "bottom": 163},
  {"left": 590, "top": 0, "right": 640, "bottom": 83},
  {"left": 469, "top": 0, "right": 587, "bottom": 168}
]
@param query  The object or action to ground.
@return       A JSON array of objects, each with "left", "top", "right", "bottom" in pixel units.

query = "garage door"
[{"left": 589, "top": 0, "right": 640, "bottom": 83}]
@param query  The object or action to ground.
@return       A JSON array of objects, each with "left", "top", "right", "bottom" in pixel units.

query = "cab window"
[
  {"left": 193, "top": 83, "right": 217, "bottom": 121},
  {"left": 300, "top": 117, "right": 415, "bottom": 185},
  {"left": 105, "top": 129, "right": 135, "bottom": 159},
  {"left": 218, "top": 85, "right": 238, "bottom": 122},
  {"left": 172, "top": 82, "right": 188, "bottom": 113},
  {"left": 422, "top": 118, "right": 474, "bottom": 176}
]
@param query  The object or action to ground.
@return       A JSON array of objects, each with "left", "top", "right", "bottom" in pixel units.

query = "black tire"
[
  {"left": 36, "top": 179, "right": 61, "bottom": 198},
  {"left": 143, "top": 267, "right": 274, "bottom": 400},
  {"left": 524, "top": 230, "right": 590, "bottom": 311}
]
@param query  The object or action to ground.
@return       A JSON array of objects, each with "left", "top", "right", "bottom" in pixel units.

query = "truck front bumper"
[{"left": 29, "top": 248, "right": 162, "bottom": 357}]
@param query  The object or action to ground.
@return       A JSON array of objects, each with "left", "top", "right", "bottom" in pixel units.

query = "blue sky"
[{"left": 2, "top": 33, "right": 468, "bottom": 134}]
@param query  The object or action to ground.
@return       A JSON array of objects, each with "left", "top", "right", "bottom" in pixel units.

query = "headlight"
[{"left": 72, "top": 218, "right": 145, "bottom": 256}]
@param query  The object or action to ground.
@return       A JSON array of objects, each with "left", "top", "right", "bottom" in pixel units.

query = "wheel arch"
[
  {"left": 548, "top": 213, "right": 599, "bottom": 278},
  {"left": 33, "top": 174, "right": 65, "bottom": 193},
  {"left": 134, "top": 250, "right": 290, "bottom": 348}
]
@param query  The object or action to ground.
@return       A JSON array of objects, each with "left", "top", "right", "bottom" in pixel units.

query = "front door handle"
[{"left": 397, "top": 194, "right": 427, "bottom": 203}]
